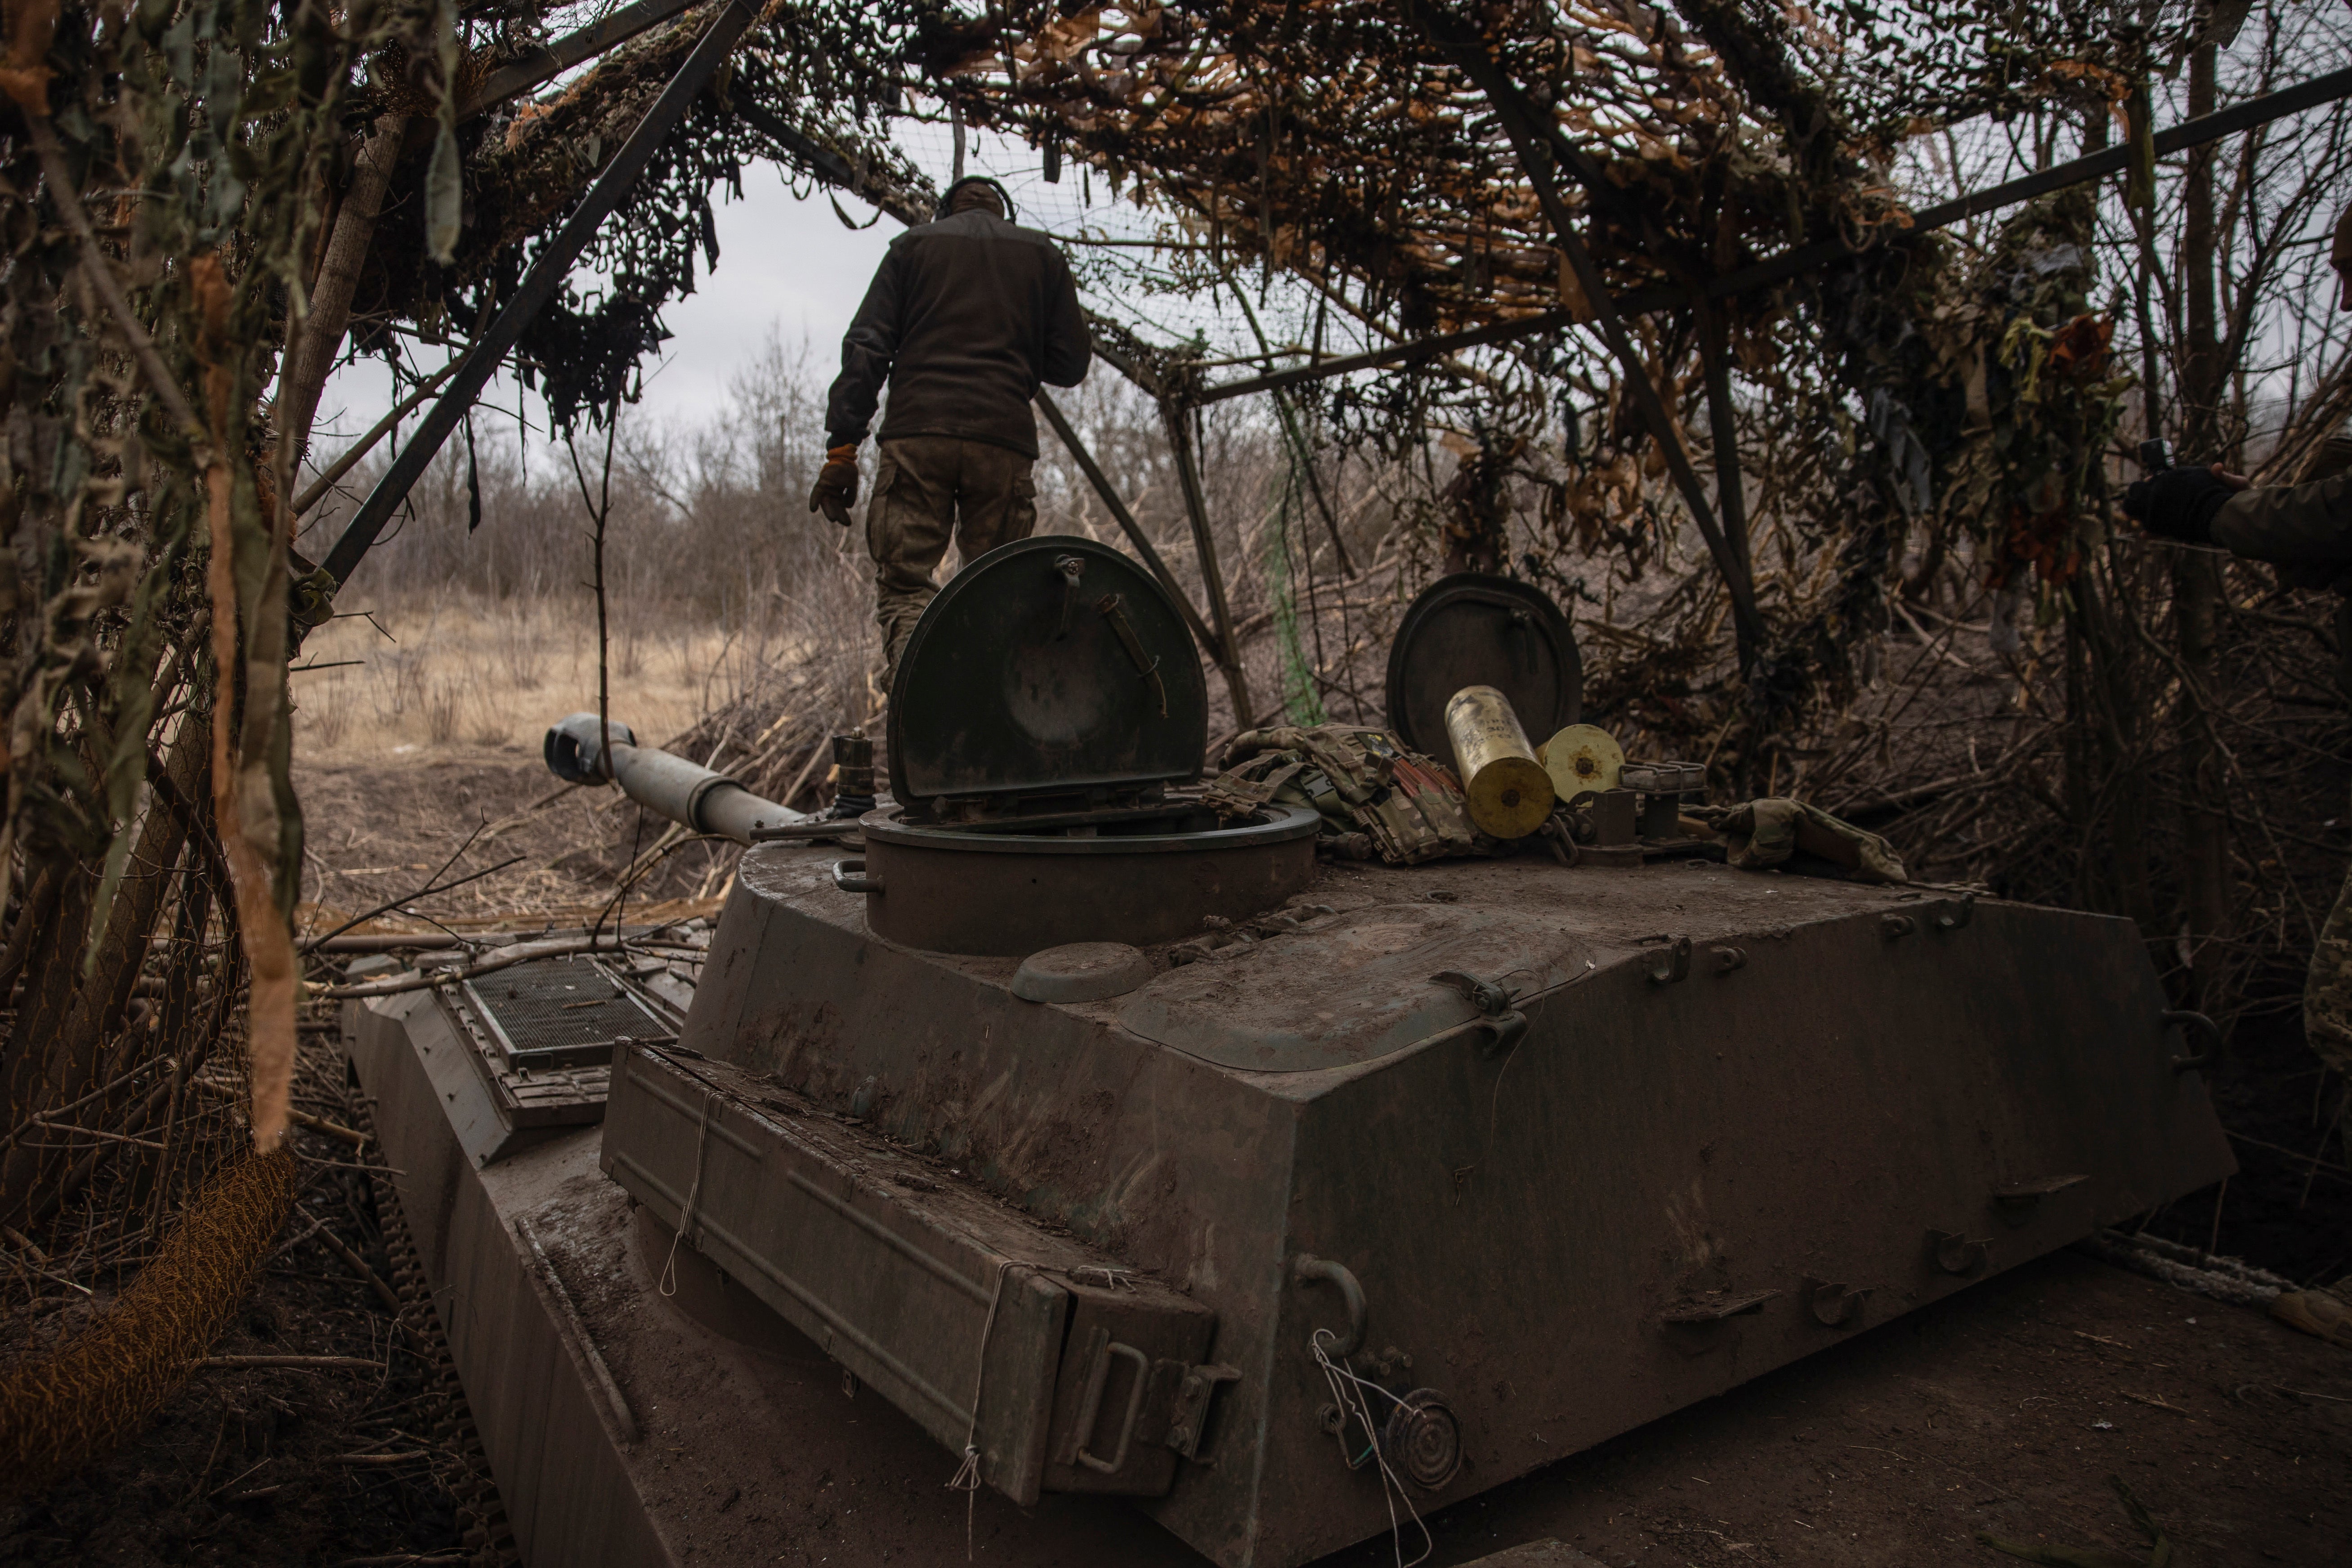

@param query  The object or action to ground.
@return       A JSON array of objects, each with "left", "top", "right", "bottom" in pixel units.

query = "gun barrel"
[{"left": 542, "top": 712, "right": 803, "bottom": 844}]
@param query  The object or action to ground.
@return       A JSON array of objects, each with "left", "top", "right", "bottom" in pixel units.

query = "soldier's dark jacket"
[
  {"left": 823, "top": 209, "right": 1091, "bottom": 460},
  {"left": 2213, "top": 469, "right": 2352, "bottom": 590}
]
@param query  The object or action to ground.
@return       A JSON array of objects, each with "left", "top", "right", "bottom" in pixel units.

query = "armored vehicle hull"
[{"left": 598, "top": 842, "right": 2233, "bottom": 1568}]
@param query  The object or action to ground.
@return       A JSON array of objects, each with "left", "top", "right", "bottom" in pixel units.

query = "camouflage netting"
[
  {"left": 0, "top": 0, "right": 391, "bottom": 1481},
  {"left": 649, "top": 0, "right": 2348, "bottom": 1034}
]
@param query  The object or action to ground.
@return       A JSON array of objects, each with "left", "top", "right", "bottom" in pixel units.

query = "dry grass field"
[{"left": 292, "top": 590, "right": 826, "bottom": 762}]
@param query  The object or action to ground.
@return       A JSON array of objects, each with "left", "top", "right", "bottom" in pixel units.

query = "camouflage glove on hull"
[
  {"left": 1209, "top": 725, "right": 1476, "bottom": 865},
  {"left": 1695, "top": 798, "right": 1908, "bottom": 883}
]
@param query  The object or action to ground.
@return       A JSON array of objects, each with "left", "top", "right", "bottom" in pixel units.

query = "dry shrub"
[
  {"left": 491, "top": 605, "right": 544, "bottom": 692},
  {"left": 303, "top": 675, "right": 352, "bottom": 750},
  {"left": 422, "top": 676, "right": 462, "bottom": 745}
]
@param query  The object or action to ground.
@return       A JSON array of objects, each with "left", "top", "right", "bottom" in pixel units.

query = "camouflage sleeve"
[{"left": 2210, "top": 469, "right": 2352, "bottom": 567}]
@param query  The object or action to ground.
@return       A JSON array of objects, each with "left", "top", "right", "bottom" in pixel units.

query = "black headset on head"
[{"left": 936, "top": 175, "right": 1016, "bottom": 223}]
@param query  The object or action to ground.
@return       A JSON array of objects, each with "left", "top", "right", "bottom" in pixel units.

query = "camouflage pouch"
[
  {"left": 1696, "top": 798, "right": 1907, "bottom": 884},
  {"left": 1220, "top": 724, "right": 1476, "bottom": 865},
  {"left": 1201, "top": 749, "right": 1311, "bottom": 818},
  {"left": 1359, "top": 751, "right": 1477, "bottom": 865}
]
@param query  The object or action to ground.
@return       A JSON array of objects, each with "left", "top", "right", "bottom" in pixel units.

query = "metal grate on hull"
[{"left": 460, "top": 956, "right": 672, "bottom": 1070}]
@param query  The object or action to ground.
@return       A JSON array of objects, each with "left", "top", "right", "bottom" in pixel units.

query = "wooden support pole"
[
  {"left": 1695, "top": 299, "right": 1751, "bottom": 582},
  {"left": 2175, "top": 42, "right": 2230, "bottom": 1017},
  {"left": 273, "top": 114, "right": 407, "bottom": 462},
  {"left": 1160, "top": 401, "right": 1256, "bottom": 727}
]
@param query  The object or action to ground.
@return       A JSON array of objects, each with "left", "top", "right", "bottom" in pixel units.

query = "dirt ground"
[
  {"left": 288, "top": 587, "right": 766, "bottom": 933},
  {"left": 7, "top": 753, "right": 2349, "bottom": 1567},
  {"left": 9, "top": 1235, "right": 2344, "bottom": 1567},
  {"left": 292, "top": 747, "right": 737, "bottom": 935}
]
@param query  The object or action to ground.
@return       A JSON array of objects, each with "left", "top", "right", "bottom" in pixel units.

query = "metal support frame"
[
  {"left": 1161, "top": 400, "right": 1257, "bottom": 727},
  {"left": 1684, "top": 61, "right": 2352, "bottom": 312},
  {"left": 1194, "top": 308, "right": 1573, "bottom": 406},
  {"left": 1225, "top": 281, "right": 1355, "bottom": 575},
  {"left": 322, "top": 0, "right": 760, "bottom": 586},
  {"left": 737, "top": 100, "right": 931, "bottom": 226},
  {"left": 1422, "top": 11, "right": 1765, "bottom": 668}
]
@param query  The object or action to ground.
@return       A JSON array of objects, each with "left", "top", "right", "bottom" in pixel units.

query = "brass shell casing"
[
  {"left": 1443, "top": 684, "right": 1555, "bottom": 839},
  {"left": 1538, "top": 722, "right": 1624, "bottom": 804}
]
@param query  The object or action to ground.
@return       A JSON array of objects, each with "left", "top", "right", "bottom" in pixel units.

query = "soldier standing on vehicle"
[{"left": 810, "top": 175, "right": 1092, "bottom": 690}]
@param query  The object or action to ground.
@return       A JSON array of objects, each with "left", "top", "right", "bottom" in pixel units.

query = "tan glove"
[{"left": 809, "top": 443, "right": 859, "bottom": 526}]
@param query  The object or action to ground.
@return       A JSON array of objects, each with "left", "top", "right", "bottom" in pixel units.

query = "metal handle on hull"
[
  {"left": 1430, "top": 971, "right": 1529, "bottom": 1054},
  {"left": 2163, "top": 1009, "right": 2222, "bottom": 1074},
  {"left": 1072, "top": 1334, "right": 1152, "bottom": 1475},
  {"left": 1293, "top": 1254, "right": 1368, "bottom": 1358},
  {"left": 831, "top": 859, "right": 883, "bottom": 895}
]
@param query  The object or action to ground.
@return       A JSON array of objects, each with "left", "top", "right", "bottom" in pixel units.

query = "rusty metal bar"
[
  {"left": 1422, "top": 13, "right": 1764, "bottom": 667},
  {"left": 323, "top": 0, "right": 760, "bottom": 586},
  {"left": 456, "top": 0, "right": 703, "bottom": 121},
  {"left": 1192, "top": 309, "right": 1574, "bottom": 406}
]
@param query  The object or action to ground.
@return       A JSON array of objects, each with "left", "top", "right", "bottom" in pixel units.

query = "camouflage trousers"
[
  {"left": 2312, "top": 854, "right": 2352, "bottom": 1079},
  {"left": 866, "top": 436, "right": 1037, "bottom": 687}
]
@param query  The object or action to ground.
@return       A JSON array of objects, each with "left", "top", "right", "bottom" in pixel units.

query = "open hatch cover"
[
  {"left": 888, "top": 536, "right": 1210, "bottom": 821},
  {"left": 1384, "top": 573, "right": 1581, "bottom": 758}
]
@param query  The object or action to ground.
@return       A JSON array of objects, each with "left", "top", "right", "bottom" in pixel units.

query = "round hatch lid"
[
  {"left": 889, "top": 535, "right": 1209, "bottom": 814},
  {"left": 1384, "top": 573, "right": 1581, "bottom": 758}
]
